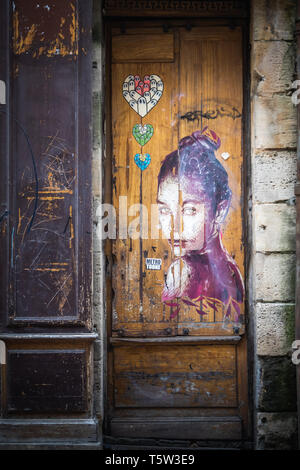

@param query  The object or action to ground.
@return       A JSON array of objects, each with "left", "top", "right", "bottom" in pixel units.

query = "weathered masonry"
[{"left": 0, "top": 0, "right": 299, "bottom": 450}]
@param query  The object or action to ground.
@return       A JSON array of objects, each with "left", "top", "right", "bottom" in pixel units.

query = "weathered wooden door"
[
  {"left": 105, "top": 20, "right": 250, "bottom": 448},
  {"left": 0, "top": 0, "right": 97, "bottom": 447}
]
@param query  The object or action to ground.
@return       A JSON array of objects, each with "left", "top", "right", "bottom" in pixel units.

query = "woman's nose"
[{"left": 172, "top": 209, "right": 181, "bottom": 236}]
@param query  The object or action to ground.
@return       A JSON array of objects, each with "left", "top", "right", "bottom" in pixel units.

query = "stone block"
[
  {"left": 253, "top": 94, "right": 297, "bottom": 149},
  {"left": 256, "top": 303, "right": 295, "bottom": 356},
  {"left": 253, "top": 151, "right": 297, "bottom": 203},
  {"left": 254, "top": 203, "right": 296, "bottom": 252},
  {"left": 92, "top": 158, "right": 102, "bottom": 197},
  {"left": 92, "top": 93, "right": 103, "bottom": 197},
  {"left": 257, "top": 356, "right": 297, "bottom": 412},
  {"left": 93, "top": 290, "right": 102, "bottom": 308},
  {"left": 252, "top": 40, "right": 295, "bottom": 96},
  {"left": 255, "top": 253, "right": 296, "bottom": 301},
  {"left": 93, "top": 91, "right": 102, "bottom": 150},
  {"left": 93, "top": 224, "right": 103, "bottom": 254},
  {"left": 252, "top": 0, "right": 296, "bottom": 41},
  {"left": 93, "top": 339, "right": 102, "bottom": 363},
  {"left": 256, "top": 412, "right": 298, "bottom": 449}
]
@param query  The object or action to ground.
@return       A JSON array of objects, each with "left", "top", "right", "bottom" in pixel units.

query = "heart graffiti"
[
  {"left": 123, "top": 74, "right": 164, "bottom": 171},
  {"left": 132, "top": 124, "right": 154, "bottom": 146},
  {"left": 123, "top": 74, "right": 164, "bottom": 118},
  {"left": 134, "top": 153, "right": 151, "bottom": 171}
]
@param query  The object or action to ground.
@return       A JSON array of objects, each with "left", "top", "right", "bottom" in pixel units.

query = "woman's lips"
[{"left": 168, "top": 239, "right": 186, "bottom": 248}]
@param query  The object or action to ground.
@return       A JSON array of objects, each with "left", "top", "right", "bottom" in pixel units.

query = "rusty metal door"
[
  {"left": 0, "top": 0, "right": 96, "bottom": 445},
  {"left": 105, "top": 19, "right": 250, "bottom": 448}
]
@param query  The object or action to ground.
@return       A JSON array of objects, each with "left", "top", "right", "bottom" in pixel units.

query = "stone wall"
[
  {"left": 92, "top": 0, "right": 105, "bottom": 445},
  {"left": 251, "top": 0, "right": 298, "bottom": 450}
]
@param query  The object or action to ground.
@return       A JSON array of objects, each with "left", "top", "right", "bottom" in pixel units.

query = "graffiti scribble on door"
[{"left": 157, "top": 127, "right": 245, "bottom": 327}]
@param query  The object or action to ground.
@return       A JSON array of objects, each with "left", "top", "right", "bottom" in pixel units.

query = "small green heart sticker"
[{"left": 132, "top": 124, "right": 154, "bottom": 147}]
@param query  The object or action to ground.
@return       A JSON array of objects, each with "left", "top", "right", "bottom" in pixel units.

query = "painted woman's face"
[{"left": 157, "top": 175, "right": 215, "bottom": 256}]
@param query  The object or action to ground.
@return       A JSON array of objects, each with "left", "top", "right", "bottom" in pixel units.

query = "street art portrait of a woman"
[{"left": 157, "top": 127, "right": 245, "bottom": 327}]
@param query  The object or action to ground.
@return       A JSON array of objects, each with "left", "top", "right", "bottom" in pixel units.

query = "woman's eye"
[
  {"left": 182, "top": 206, "right": 197, "bottom": 215},
  {"left": 159, "top": 206, "right": 171, "bottom": 215}
]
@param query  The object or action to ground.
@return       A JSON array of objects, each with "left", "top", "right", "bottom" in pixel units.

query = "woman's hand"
[{"left": 162, "top": 258, "right": 192, "bottom": 301}]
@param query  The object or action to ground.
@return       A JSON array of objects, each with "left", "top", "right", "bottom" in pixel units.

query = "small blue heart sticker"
[{"left": 134, "top": 153, "right": 151, "bottom": 170}]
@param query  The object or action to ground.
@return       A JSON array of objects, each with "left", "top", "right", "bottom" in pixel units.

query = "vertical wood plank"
[
  {"left": 0, "top": 0, "right": 10, "bottom": 329},
  {"left": 178, "top": 27, "right": 244, "bottom": 334},
  {"left": 111, "top": 32, "right": 179, "bottom": 336},
  {"left": 4, "top": 0, "right": 93, "bottom": 326}
]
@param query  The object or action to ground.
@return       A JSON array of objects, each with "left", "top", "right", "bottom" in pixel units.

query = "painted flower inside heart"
[
  {"left": 132, "top": 124, "right": 154, "bottom": 146},
  {"left": 123, "top": 74, "right": 164, "bottom": 118},
  {"left": 134, "top": 153, "right": 151, "bottom": 171}
]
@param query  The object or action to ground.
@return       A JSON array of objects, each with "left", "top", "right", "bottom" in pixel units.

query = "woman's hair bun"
[
  {"left": 192, "top": 126, "right": 221, "bottom": 151},
  {"left": 158, "top": 127, "right": 231, "bottom": 213}
]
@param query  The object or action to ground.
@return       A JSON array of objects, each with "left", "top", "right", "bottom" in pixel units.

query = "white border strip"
[
  {"left": 0, "top": 340, "right": 6, "bottom": 365},
  {"left": 0, "top": 80, "right": 6, "bottom": 105}
]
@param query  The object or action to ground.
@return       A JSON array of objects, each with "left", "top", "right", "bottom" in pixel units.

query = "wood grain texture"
[
  {"left": 5, "top": 0, "right": 92, "bottom": 326},
  {"left": 0, "top": 0, "right": 9, "bottom": 332},
  {"left": 110, "top": 335, "right": 241, "bottom": 345},
  {"left": 104, "top": 0, "right": 249, "bottom": 18},
  {"left": 111, "top": 26, "right": 245, "bottom": 336},
  {"left": 107, "top": 20, "right": 249, "bottom": 443},
  {"left": 178, "top": 26, "right": 244, "bottom": 335},
  {"left": 7, "top": 349, "right": 87, "bottom": 413},
  {"left": 0, "top": 1, "right": 95, "bottom": 447},
  {"left": 110, "top": 416, "right": 242, "bottom": 440},
  {"left": 111, "top": 30, "right": 178, "bottom": 336},
  {"left": 114, "top": 344, "right": 237, "bottom": 408},
  {"left": 0, "top": 418, "right": 98, "bottom": 442},
  {"left": 112, "top": 33, "right": 174, "bottom": 62}
]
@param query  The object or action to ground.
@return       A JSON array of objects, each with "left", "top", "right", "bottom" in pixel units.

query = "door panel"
[
  {"left": 107, "top": 21, "right": 249, "bottom": 445},
  {"left": 178, "top": 27, "right": 244, "bottom": 335},
  {"left": 110, "top": 417, "right": 242, "bottom": 441},
  {"left": 7, "top": 347, "right": 87, "bottom": 413},
  {"left": 114, "top": 344, "right": 237, "bottom": 408},
  {"left": 112, "top": 32, "right": 175, "bottom": 63},
  {"left": 111, "top": 31, "right": 179, "bottom": 337},
  {"left": 1, "top": 0, "right": 92, "bottom": 327},
  {"left": 0, "top": 1, "right": 95, "bottom": 442}
]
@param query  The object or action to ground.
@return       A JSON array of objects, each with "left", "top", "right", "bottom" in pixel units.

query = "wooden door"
[
  {"left": 0, "top": 0, "right": 97, "bottom": 446},
  {"left": 106, "top": 21, "right": 250, "bottom": 448}
]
